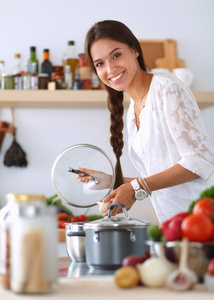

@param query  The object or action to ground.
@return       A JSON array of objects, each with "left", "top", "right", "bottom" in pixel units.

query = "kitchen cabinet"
[{"left": 0, "top": 90, "right": 213, "bottom": 109}]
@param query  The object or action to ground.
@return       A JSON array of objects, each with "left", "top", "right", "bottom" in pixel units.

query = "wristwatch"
[{"left": 131, "top": 179, "right": 147, "bottom": 201}]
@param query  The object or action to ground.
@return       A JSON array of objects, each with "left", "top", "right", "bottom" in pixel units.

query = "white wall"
[{"left": 0, "top": 0, "right": 214, "bottom": 223}]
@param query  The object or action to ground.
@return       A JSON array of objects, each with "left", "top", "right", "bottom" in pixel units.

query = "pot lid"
[
  {"left": 51, "top": 144, "right": 115, "bottom": 208},
  {"left": 84, "top": 203, "right": 149, "bottom": 229}
]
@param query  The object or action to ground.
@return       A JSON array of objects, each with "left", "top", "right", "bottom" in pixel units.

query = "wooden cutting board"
[
  {"left": 155, "top": 39, "right": 186, "bottom": 71},
  {"left": 139, "top": 39, "right": 186, "bottom": 72}
]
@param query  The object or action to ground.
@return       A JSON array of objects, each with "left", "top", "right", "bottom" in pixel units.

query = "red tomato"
[
  {"left": 181, "top": 214, "right": 213, "bottom": 242},
  {"left": 193, "top": 197, "right": 214, "bottom": 221},
  {"left": 58, "top": 220, "right": 66, "bottom": 229},
  {"left": 208, "top": 258, "right": 214, "bottom": 276},
  {"left": 78, "top": 214, "right": 86, "bottom": 222},
  {"left": 71, "top": 216, "right": 79, "bottom": 222},
  {"left": 211, "top": 224, "right": 214, "bottom": 242},
  {"left": 159, "top": 212, "right": 189, "bottom": 233}
]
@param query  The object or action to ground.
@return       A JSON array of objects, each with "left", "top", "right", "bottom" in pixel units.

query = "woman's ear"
[{"left": 132, "top": 47, "right": 139, "bottom": 58}]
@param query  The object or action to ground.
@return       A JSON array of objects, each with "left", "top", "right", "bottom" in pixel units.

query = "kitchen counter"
[
  {"left": 0, "top": 257, "right": 213, "bottom": 299},
  {"left": 0, "top": 275, "right": 213, "bottom": 300}
]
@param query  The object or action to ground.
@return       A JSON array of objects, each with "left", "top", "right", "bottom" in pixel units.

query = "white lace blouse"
[{"left": 127, "top": 73, "right": 214, "bottom": 223}]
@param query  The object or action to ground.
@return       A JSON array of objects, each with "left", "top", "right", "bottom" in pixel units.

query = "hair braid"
[{"left": 106, "top": 86, "right": 124, "bottom": 189}]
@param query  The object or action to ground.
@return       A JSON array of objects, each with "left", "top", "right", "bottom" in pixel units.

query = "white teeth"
[{"left": 110, "top": 73, "right": 123, "bottom": 82}]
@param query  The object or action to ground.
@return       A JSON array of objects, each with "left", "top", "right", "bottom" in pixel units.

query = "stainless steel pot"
[
  {"left": 84, "top": 203, "right": 150, "bottom": 269},
  {"left": 65, "top": 222, "right": 86, "bottom": 262}
]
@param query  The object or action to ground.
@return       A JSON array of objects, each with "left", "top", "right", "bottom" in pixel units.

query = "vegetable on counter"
[
  {"left": 147, "top": 186, "right": 214, "bottom": 243},
  {"left": 45, "top": 194, "right": 103, "bottom": 228}
]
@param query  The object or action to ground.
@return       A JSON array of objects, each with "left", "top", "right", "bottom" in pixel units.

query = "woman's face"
[{"left": 90, "top": 38, "right": 140, "bottom": 91}]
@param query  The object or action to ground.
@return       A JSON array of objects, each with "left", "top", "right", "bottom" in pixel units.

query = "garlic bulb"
[
  {"left": 166, "top": 238, "right": 198, "bottom": 291},
  {"left": 97, "top": 201, "right": 112, "bottom": 213}
]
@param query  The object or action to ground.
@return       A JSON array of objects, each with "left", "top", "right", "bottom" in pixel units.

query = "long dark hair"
[{"left": 85, "top": 20, "right": 146, "bottom": 189}]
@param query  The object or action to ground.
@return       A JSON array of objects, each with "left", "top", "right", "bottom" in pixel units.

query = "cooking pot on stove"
[
  {"left": 84, "top": 203, "right": 150, "bottom": 269},
  {"left": 65, "top": 222, "right": 86, "bottom": 262}
]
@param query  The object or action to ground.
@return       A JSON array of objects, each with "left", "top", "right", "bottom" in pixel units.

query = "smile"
[{"left": 109, "top": 71, "right": 124, "bottom": 82}]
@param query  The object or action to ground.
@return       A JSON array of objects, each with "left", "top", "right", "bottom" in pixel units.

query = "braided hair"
[{"left": 84, "top": 20, "right": 147, "bottom": 189}]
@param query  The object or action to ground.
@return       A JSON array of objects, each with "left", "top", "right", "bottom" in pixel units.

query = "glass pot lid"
[
  {"left": 84, "top": 203, "right": 149, "bottom": 229},
  {"left": 51, "top": 144, "right": 115, "bottom": 208}
]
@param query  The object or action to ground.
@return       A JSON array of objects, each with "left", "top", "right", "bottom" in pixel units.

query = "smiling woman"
[{"left": 83, "top": 20, "right": 214, "bottom": 224}]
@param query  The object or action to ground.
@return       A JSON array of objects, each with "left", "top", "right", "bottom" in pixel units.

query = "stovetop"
[{"left": 60, "top": 261, "right": 116, "bottom": 278}]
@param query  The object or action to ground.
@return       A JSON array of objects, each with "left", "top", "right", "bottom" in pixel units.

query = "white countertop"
[{"left": 1, "top": 276, "right": 213, "bottom": 300}]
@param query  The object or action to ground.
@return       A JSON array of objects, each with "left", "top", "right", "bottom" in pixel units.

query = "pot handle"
[
  {"left": 67, "top": 231, "right": 85, "bottom": 237},
  {"left": 108, "top": 202, "right": 129, "bottom": 219}
]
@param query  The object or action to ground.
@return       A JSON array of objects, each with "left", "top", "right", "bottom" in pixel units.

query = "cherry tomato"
[
  {"left": 57, "top": 212, "right": 69, "bottom": 221},
  {"left": 181, "top": 214, "right": 213, "bottom": 242},
  {"left": 208, "top": 258, "right": 214, "bottom": 276},
  {"left": 71, "top": 216, "right": 79, "bottom": 222},
  {"left": 193, "top": 197, "right": 214, "bottom": 221},
  {"left": 58, "top": 220, "right": 66, "bottom": 229},
  {"left": 78, "top": 214, "right": 87, "bottom": 222}
]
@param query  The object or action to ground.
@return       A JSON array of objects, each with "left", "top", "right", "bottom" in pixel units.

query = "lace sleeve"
[{"left": 161, "top": 81, "right": 214, "bottom": 181}]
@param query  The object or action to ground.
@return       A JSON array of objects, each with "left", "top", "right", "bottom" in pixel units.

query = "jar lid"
[
  {"left": 6, "top": 193, "right": 45, "bottom": 202},
  {"left": 38, "top": 73, "right": 49, "bottom": 78},
  {"left": 14, "top": 53, "right": 20, "bottom": 58},
  {"left": 84, "top": 203, "right": 149, "bottom": 229}
]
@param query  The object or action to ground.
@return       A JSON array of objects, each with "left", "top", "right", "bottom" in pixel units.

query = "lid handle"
[{"left": 108, "top": 202, "right": 129, "bottom": 219}]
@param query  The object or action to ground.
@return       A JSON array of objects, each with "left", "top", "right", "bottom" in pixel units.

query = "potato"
[{"left": 114, "top": 266, "right": 140, "bottom": 288}]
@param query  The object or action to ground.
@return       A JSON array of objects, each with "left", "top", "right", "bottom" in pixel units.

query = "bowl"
[
  {"left": 147, "top": 241, "right": 214, "bottom": 281},
  {"left": 65, "top": 222, "right": 86, "bottom": 262},
  {"left": 204, "top": 273, "right": 214, "bottom": 292}
]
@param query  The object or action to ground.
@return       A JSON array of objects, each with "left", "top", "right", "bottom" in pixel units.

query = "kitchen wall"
[{"left": 0, "top": 0, "right": 214, "bottom": 223}]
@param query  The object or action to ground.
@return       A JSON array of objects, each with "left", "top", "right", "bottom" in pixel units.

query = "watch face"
[{"left": 135, "top": 189, "right": 147, "bottom": 200}]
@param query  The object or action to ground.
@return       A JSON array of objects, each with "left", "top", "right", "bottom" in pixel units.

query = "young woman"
[{"left": 78, "top": 20, "right": 214, "bottom": 223}]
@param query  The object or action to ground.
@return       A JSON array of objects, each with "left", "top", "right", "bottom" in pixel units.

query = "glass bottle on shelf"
[
  {"left": 64, "top": 65, "right": 72, "bottom": 89},
  {"left": 73, "top": 66, "right": 82, "bottom": 90},
  {"left": 62, "top": 41, "right": 78, "bottom": 83},
  {"left": 12, "top": 54, "right": 21, "bottom": 75},
  {"left": 0, "top": 61, "right": 5, "bottom": 89},
  {"left": 21, "top": 62, "right": 31, "bottom": 90},
  {"left": 31, "top": 62, "right": 38, "bottom": 90},
  {"left": 41, "top": 49, "right": 52, "bottom": 80},
  {"left": 28, "top": 46, "right": 39, "bottom": 74},
  {"left": 12, "top": 54, "right": 22, "bottom": 90}
]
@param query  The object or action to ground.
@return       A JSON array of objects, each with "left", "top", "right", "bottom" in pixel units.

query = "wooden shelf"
[{"left": 0, "top": 90, "right": 213, "bottom": 109}]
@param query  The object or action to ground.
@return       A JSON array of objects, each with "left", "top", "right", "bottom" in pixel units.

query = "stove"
[{"left": 60, "top": 260, "right": 117, "bottom": 278}]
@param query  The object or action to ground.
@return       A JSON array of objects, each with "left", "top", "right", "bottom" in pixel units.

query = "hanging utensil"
[
  {"left": 0, "top": 121, "right": 10, "bottom": 153},
  {"left": 3, "top": 108, "right": 28, "bottom": 168}
]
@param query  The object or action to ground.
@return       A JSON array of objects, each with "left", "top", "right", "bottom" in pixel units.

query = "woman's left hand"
[{"left": 102, "top": 183, "right": 136, "bottom": 216}]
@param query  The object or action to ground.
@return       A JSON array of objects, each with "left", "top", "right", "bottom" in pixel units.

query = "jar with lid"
[
  {"left": 78, "top": 53, "right": 91, "bottom": 89},
  {"left": 0, "top": 197, "right": 14, "bottom": 289},
  {"left": 7, "top": 194, "right": 58, "bottom": 294},
  {"left": 1, "top": 74, "right": 14, "bottom": 89},
  {"left": 38, "top": 73, "right": 49, "bottom": 89}
]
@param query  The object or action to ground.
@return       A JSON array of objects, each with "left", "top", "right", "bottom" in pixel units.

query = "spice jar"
[
  {"left": 78, "top": 53, "right": 91, "bottom": 89},
  {"left": 8, "top": 194, "right": 58, "bottom": 294},
  {"left": 1, "top": 74, "right": 14, "bottom": 89}
]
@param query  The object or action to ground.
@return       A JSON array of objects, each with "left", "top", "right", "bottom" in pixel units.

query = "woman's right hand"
[{"left": 76, "top": 167, "right": 112, "bottom": 190}]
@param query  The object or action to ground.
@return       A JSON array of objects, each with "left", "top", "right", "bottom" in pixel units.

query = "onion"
[{"left": 137, "top": 256, "right": 176, "bottom": 288}]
